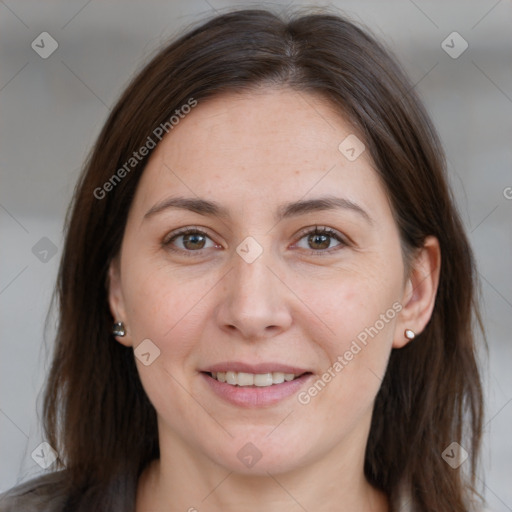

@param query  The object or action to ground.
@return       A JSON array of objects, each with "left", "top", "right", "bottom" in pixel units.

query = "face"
[{"left": 109, "top": 88, "right": 421, "bottom": 476}]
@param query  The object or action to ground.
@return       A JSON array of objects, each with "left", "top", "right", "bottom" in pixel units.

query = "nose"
[{"left": 214, "top": 249, "right": 293, "bottom": 341}]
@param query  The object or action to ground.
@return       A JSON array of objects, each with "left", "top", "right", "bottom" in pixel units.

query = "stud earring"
[
  {"left": 112, "top": 321, "right": 126, "bottom": 337},
  {"left": 404, "top": 328, "right": 416, "bottom": 341}
]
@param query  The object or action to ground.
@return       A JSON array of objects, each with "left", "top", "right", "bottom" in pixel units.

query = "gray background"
[{"left": 1, "top": 0, "right": 511, "bottom": 509}]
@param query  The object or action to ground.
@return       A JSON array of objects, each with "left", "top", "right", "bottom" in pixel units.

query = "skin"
[{"left": 108, "top": 88, "right": 440, "bottom": 512}]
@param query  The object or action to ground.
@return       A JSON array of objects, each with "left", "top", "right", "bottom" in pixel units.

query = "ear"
[
  {"left": 393, "top": 236, "right": 441, "bottom": 349},
  {"left": 107, "top": 258, "right": 132, "bottom": 347}
]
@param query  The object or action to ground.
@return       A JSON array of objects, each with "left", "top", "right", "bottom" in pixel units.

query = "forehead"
[
  {"left": 157, "top": 89, "right": 356, "bottom": 170},
  {"left": 129, "top": 88, "right": 389, "bottom": 220}
]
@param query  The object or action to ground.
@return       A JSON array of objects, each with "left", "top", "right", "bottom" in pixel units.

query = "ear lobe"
[
  {"left": 107, "top": 259, "right": 132, "bottom": 347},
  {"left": 393, "top": 236, "right": 441, "bottom": 349}
]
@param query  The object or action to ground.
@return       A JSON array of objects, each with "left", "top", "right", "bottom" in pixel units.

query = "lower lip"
[{"left": 201, "top": 372, "right": 313, "bottom": 408}]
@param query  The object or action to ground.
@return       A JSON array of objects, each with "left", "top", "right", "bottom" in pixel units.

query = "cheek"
[
  {"left": 121, "top": 257, "right": 213, "bottom": 359},
  {"left": 120, "top": 264, "right": 215, "bottom": 429},
  {"left": 303, "top": 260, "right": 401, "bottom": 346},
  {"left": 299, "top": 262, "right": 401, "bottom": 402}
]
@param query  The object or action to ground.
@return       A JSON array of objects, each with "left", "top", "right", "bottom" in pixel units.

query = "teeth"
[
  {"left": 238, "top": 372, "right": 255, "bottom": 386},
  {"left": 272, "top": 372, "right": 285, "bottom": 384},
  {"left": 210, "top": 371, "right": 302, "bottom": 387},
  {"left": 226, "top": 371, "right": 237, "bottom": 385},
  {"left": 254, "top": 373, "right": 273, "bottom": 387}
]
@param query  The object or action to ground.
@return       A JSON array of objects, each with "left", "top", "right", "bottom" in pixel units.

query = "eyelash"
[
  {"left": 293, "top": 226, "right": 348, "bottom": 255},
  {"left": 162, "top": 226, "right": 348, "bottom": 257}
]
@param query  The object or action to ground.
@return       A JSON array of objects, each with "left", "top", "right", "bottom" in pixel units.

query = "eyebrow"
[{"left": 143, "top": 195, "right": 373, "bottom": 225}]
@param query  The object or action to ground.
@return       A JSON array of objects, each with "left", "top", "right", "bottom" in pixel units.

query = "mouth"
[
  {"left": 199, "top": 364, "right": 313, "bottom": 407},
  {"left": 205, "top": 370, "right": 309, "bottom": 387}
]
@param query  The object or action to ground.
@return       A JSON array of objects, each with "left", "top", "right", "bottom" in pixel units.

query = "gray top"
[
  {"left": 0, "top": 471, "right": 415, "bottom": 512},
  {"left": 0, "top": 471, "right": 69, "bottom": 512},
  {"left": 0, "top": 469, "right": 135, "bottom": 511},
  {"left": 3, "top": 470, "right": 488, "bottom": 512}
]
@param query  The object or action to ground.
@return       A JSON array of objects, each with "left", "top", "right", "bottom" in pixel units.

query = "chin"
[
  {"left": 211, "top": 435, "right": 313, "bottom": 476},
  {"left": 226, "top": 453, "right": 306, "bottom": 476}
]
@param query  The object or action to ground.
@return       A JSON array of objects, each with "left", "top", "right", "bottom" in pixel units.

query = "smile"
[
  {"left": 200, "top": 364, "right": 313, "bottom": 407},
  {"left": 209, "top": 371, "right": 305, "bottom": 387}
]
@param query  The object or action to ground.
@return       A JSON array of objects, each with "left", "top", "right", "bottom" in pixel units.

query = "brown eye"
[
  {"left": 181, "top": 232, "right": 207, "bottom": 250},
  {"left": 295, "top": 226, "right": 346, "bottom": 253},
  {"left": 163, "top": 228, "right": 217, "bottom": 254},
  {"left": 308, "top": 232, "right": 331, "bottom": 250}
]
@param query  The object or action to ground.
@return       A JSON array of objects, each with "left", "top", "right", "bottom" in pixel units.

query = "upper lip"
[{"left": 201, "top": 362, "right": 310, "bottom": 375}]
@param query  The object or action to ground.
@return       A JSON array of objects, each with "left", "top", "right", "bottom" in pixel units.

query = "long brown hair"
[{"left": 42, "top": 8, "right": 485, "bottom": 511}]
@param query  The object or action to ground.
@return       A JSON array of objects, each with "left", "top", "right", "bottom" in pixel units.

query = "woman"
[{"left": 0, "top": 8, "right": 485, "bottom": 512}]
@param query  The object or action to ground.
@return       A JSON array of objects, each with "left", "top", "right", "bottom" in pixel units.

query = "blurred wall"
[{"left": 1, "top": 1, "right": 511, "bottom": 509}]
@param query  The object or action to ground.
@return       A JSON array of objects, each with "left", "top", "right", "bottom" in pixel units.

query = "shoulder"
[{"left": 0, "top": 470, "right": 69, "bottom": 512}]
